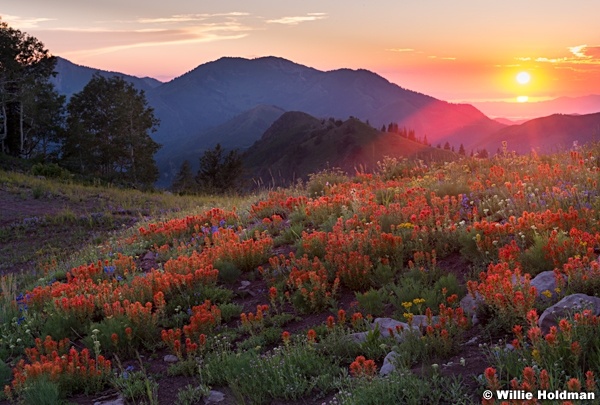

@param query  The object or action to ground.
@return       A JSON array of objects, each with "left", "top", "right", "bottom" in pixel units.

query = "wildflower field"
[{"left": 1, "top": 145, "right": 600, "bottom": 404}]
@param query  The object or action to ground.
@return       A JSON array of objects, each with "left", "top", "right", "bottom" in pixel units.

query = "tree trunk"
[
  {"left": 19, "top": 101, "right": 24, "bottom": 157},
  {"left": 0, "top": 104, "right": 6, "bottom": 153}
]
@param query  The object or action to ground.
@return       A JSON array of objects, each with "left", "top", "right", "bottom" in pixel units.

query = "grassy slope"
[{"left": 0, "top": 169, "right": 254, "bottom": 276}]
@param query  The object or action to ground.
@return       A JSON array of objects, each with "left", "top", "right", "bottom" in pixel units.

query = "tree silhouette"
[
  {"left": 63, "top": 74, "right": 160, "bottom": 186},
  {"left": 0, "top": 21, "right": 63, "bottom": 157},
  {"left": 196, "top": 143, "right": 243, "bottom": 194},
  {"left": 171, "top": 160, "right": 196, "bottom": 194}
]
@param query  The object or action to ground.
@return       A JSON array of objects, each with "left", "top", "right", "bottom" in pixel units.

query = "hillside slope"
[
  {"left": 243, "top": 112, "right": 457, "bottom": 186},
  {"left": 474, "top": 112, "right": 600, "bottom": 154}
]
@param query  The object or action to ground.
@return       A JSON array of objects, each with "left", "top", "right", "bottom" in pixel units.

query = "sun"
[
  {"left": 516, "top": 71, "right": 531, "bottom": 85},
  {"left": 517, "top": 96, "right": 529, "bottom": 103}
]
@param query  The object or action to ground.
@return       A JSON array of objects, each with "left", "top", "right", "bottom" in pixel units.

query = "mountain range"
[
  {"left": 49, "top": 56, "right": 600, "bottom": 187},
  {"left": 51, "top": 57, "right": 162, "bottom": 98}
]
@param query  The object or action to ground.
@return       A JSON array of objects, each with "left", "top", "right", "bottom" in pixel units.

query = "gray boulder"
[
  {"left": 538, "top": 293, "right": 600, "bottom": 331},
  {"left": 530, "top": 271, "right": 564, "bottom": 299}
]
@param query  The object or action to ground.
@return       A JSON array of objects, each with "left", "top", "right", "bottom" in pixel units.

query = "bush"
[
  {"left": 355, "top": 289, "right": 386, "bottom": 317},
  {"left": 306, "top": 168, "right": 348, "bottom": 197},
  {"left": 30, "top": 163, "right": 71, "bottom": 179}
]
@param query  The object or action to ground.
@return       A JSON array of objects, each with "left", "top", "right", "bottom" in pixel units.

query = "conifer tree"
[{"left": 171, "top": 160, "right": 196, "bottom": 194}]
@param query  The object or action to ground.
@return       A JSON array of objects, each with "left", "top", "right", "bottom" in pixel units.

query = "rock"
[
  {"left": 410, "top": 315, "right": 439, "bottom": 329},
  {"left": 460, "top": 292, "right": 483, "bottom": 325},
  {"left": 238, "top": 281, "right": 251, "bottom": 290},
  {"left": 530, "top": 271, "right": 564, "bottom": 299},
  {"left": 538, "top": 293, "right": 600, "bottom": 331},
  {"left": 463, "top": 336, "right": 479, "bottom": 346},
  {"left": 347, "top": 332, "right": 369, "bottom": 344},
  {"left": 94, "top": 395, "right": 125, "bottom": 405},
  {"left": 204, "top": 390, "right": 226, "bottom": 404},
  {"left": 163, "top": 354, "right": 179, "bottom": 363},
  {"left": 379, "top": 351, "right": 399, "bottom": 376},
  {"left": 142, "top": 251, "right": 155, "bottom": 261},
  {"left": 372, "top": 317, "right": 420, "bottom": 342},
  {"left": 460, "top": 292, "right": 483, "bottom": 316}
]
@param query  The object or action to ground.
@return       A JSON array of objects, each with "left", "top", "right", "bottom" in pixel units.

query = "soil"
[{"left": 0, "top": 187, "right": 141, "bottom": 275}]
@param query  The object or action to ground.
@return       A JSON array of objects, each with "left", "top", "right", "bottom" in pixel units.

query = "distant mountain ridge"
[
  {"left": 51, "top": 57, "right": 162, "bottom": 98},
  {"left": 473, "top": 112, "right": 600, "bottom": 155}
]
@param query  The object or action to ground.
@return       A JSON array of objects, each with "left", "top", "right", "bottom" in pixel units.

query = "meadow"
[{"left": 1, "top": 145, "right": 599, "bottom": 405}]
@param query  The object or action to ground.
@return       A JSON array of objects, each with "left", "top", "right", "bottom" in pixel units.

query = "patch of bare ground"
[{"left": 0, "top": 187, "right": 141, "bottom": 275}]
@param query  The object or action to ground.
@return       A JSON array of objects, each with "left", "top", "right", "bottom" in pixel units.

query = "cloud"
[
  {"left": 569, "top": 45, "right": 587, "bottom": 58},
  {"left": 135, "top": 12, "right": 250, "bottom": 25},
  {"left": 266, "top": 13, "right": 327, "bottom": 25},
  {"left": 427, "top": 55, "right": 456, "bottom": 60},
  {"left": 54, "top": 22, "right": 252, "bottom": 59},
  {"left": 44, "top": 12, "right": 256, "bottom": 58},
  {"left": 0, "top": 13, "right": 54, "bottom": 29},
  {"left": 386, "top": 48, "right": 414, "bottom": 52},
  {"left": 519, "top": 45, "right": 600, "bottom": 66}
]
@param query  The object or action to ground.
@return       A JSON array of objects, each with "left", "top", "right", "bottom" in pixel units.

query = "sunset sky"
[{"left": 2, "top": 1, "right": 599, "bottom": 103}]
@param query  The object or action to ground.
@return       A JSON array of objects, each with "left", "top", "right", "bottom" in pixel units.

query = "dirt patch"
[{"left": 0, "top": 187, "right": 140, "bottom": 275}]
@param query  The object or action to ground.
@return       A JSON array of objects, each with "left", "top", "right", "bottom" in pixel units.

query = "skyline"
[{"left": 2, "top": 1, "right": 600, "bottom": 103}]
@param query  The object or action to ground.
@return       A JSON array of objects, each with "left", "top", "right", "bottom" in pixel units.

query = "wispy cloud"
[
  {"left": 518, "top": 45, "right": 600, "bottom": 66},
  {"left": 0, "top": 13, "right": 54, "bottom": 29},
  {"left": 135, "top": 12, "right": 250, "bottom": 25},
  {"left": 59, "top": 27, "right": 249, "bottom": 58},
  {"left": 46, "top": 12, "right": 256, "bottom": 58},
  {"left": 428, "top": 55, "right": 456, "bottom": 60},
  {"left": 266, "top": 13, "right": 327, "bottom": 25},
  {"left": 569, "top": 45, "right": 587, "bottom": 58},
  {"left": 386, "top": 48, "right": 414, "bottom": 52}
]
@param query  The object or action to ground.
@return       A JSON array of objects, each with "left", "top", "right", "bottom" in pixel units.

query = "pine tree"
[
  {"left": 171, "top": 160, "right": 196, "bottom": 194},
  {"left": 196, "top": 144, "right": 243, "bottom": 194},
  {"left": 458, "top": 144, "right": 466, "bottom": 155},
  {"left": 0, "top": 21, "right": 63, "bottom": 157}
]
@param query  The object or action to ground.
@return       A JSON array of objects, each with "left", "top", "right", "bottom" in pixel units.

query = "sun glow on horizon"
[
  {"left": 516, "top": 71, "right": 531, "bottom": 85},
  {"left": 516, "top": 95, "right": 529, "bottom": 103}
]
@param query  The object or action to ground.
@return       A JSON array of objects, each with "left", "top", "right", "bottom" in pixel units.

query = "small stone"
[
  {"left": 163, "top": 354, "right": 179, "bottom": 363},
  {"left": 464, "top": 336, "right": 479, "bottom": 346},
  {"left": 379, "top": 351, "right": 399, "bottom": 376},
  {"left": 347, "top": 332, "right": 368, "bottom": 344},
  {"left": 238, "top": 281, "right": 251, "bottom": 290},
  {"left": 460, "top": 292, "right": 483, "bottom": 316},
  {"left": 94, "top": 395, "right": 125, "bottom": 405},
  {"left": 204, "top": 390, "right": 226, "bottom": 404}
]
